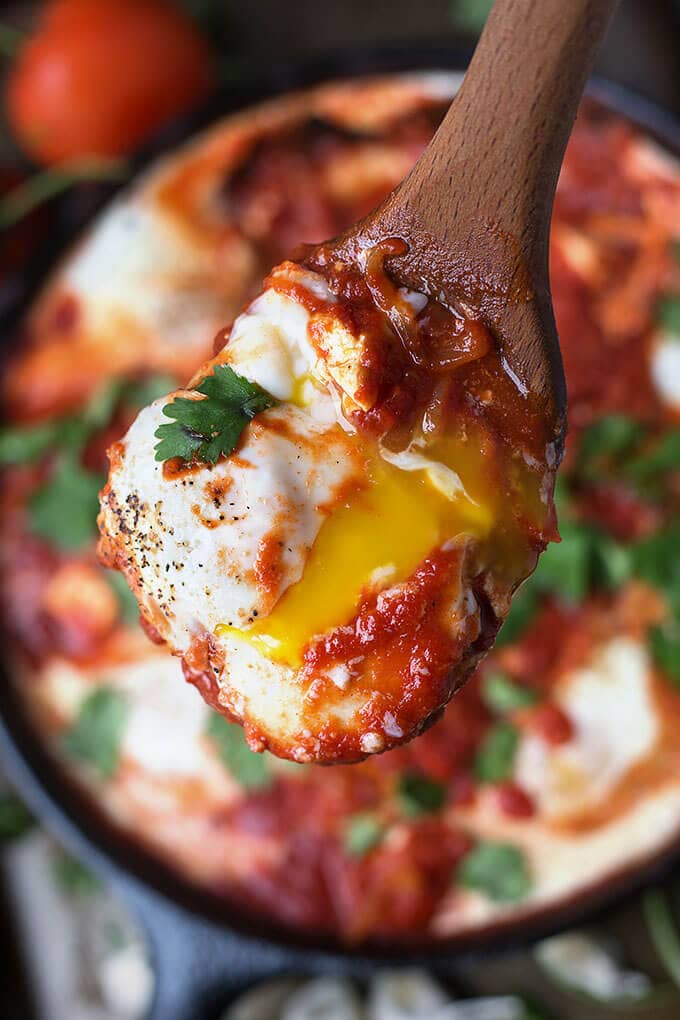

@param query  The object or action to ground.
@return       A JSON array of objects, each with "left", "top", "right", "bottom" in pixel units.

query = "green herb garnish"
[
  {"left": 577, "top": 414, "right": 645, "bottom": 480},
  {"left": 644, "top": 889, "right": 680, "bottom": 988},
  {"left": 650, "top": 622, "right": 680, "bottom": 684},
  {"left": 658, "top": 295, "right": 680, "bottom": 337},
  {"left": 105, "top": 569, "right": 140, "bottom": 624},
  {"left": 623, "top": 430, "right": 680, "bottom": 485},
  {"left": 29, "top": 453, "right": 104, "bottom": 550},
  {"left": 482, "top": 673, "right": 538, "bottom": 713},
  {"left": 533, "top": 520, "right": 595, "bottom": 603},
  {"left": 0, "top": 418, "right": 73, "bottom": 466},
  {"left": 397, "top": 771, "right": 447, "bottom": 817},
  {"left": 0, "top": 792, "right": 34, "bottom": 842},
  {"left": 3, "top": 374, "right": 178, "bottom": 551},
  {"left": 51, "top": 850, "right": 101, "bottom": 897},
  {"left": 344, "top": 814, "right": 385, "bottom": 856},
  {"left": 0, "top": 373, "right": 177, "bottom": 467},
  {"left": 154, "top": 364, "right": 278, "bottom": 465},
  {"left": 205, "top": 713, "right": 271, "bottom": 789},
  {"left": 120, "top": 374, "right": 177, "bottom": 409},
  {"left": 63, "top": 687, "right": 127, "bottom": 778},
  {"left": 449, "top": 0, "right": 494, "bottom": 33},
  {"left": 458, "top": 841, "right": 531, "bottom": 902},
  {"left": 474, "top": 721, "right": 519, "bottom": 783},
  {"left": 496, "top": 583, "right": 538, "bottom": 648}
]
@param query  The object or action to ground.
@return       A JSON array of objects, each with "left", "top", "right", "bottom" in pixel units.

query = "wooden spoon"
[{"left": 328, "top": 0, "right": 619, "bottom": 454}]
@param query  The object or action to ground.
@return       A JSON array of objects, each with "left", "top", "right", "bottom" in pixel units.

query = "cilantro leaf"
[
  {"left": 623, "top": 430, "right": 680, "bottom": 485},
  {"left": 449, "top": 0, "right": 494, "bottom": 33},
  {"left": 482, "top": 673, "right": 538, "bottom": 713},
  {"left": 591, "top": 535, "right": 635, "bottom": 590},
  {"left": 28, "top": 454, "right": 104, "bottom": 550},
  {"left": 577, "top": 414, "right": 645, "bottom": 480},
  {"left": 154, "top": 364, "right": 278, "bottom": 465},
  {"left": 474, "top": 721, "right": 519, "bottom": 782},
  {"left": 496, "top": 583, "right": 538, "bottom": 648},
  {"left": 205, "top": 713, "right": 271, "bottom": 789},
  {"left": 63, "top": 687, "right": 127, "bottom": 778},
  {"left": 650, "top": 621, "right": 680, "bottom": 684},
  {"left": 397, "top": 771, "right": 447, "bottom": 817},
  {"left": 105, "top": 569, "right": 139, "bottom": 624},
  {"left": 458, "top": 841, "right": 531, "bottom": 902},
  {"left": 0, "top": 419, "right": 71, "bottom": 466},
  {"left": 0, "top": 792, "right": 34, "bottom": 843},
  {"left": 658, "top": 295, "right": 680, "bottom": 336},
  {"left": 344, "top": 813, "right": 385, "bottom": 856},
  {"left": 120, "top": 373, "right": 177, "bottom": 410},
  {"left": 0, "top": 373, "right": 178, "bottom": 468},
  {"left": 631, "top": 524, "right": 680, "bottom": 611},
  {"left": 533, "top": 520, "right": 596, "bottom": 603},
  {"left": 51, "top": 850, "right": 101, "bottom": 897}
]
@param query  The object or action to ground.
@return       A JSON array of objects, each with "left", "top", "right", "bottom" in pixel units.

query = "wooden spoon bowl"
[{"left": 325, "top": 0, "right": 620, "bottom": 455}]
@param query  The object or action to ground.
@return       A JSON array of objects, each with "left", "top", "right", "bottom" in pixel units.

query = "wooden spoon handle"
[{"left": 405, "top": 0, "right": 619, "bottom": 269}]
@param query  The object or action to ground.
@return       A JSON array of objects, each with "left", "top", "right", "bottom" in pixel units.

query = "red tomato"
[{"left": 5, "top": 0, "right": 215, "bottom": 165}]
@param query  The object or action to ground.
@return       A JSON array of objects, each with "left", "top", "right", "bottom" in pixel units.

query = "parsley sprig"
[
  {"left": 459, "top": 841, "right": 532, "bottom": 902},
  {"left": 63, "top": 687, "right": 127, "bottom": 779},
  {"left": 0, "top": 374, "right": 175, "bottom": 551},
  {"left": 205, "top": 713, "right": 271, "bottom": 789},
  {"left": 154, "top": 364, "right": 278, "bottom": 466}
]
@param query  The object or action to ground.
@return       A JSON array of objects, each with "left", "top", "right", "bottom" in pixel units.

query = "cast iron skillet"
[{"left": 1, "top": 46, "right": 680, "bottom": 1020}]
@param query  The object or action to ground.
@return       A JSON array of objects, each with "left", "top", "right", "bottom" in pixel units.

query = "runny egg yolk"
[{"left": 217, "top": 440, "right": 497, "bottom": 668}]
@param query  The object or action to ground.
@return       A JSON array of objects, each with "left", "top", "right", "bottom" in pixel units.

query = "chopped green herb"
[
  {"left": 624, "top": 430, "right": 680, "bottom": 485},
  {"left": 449, "top": 0, "right": 494, "bottom": 32},
  {"left": 154, "top": 364, "right": 278, "bottom": 465},
  {"left": 458, "top": 841, "right": 531, "bottom": 902},
  {"left": 631, "top": 525, "right": 680, "bottom": 611},
  {"left": 474, "top": 721, "right": 519, "bottom": 783},
  {"left": 397, "top": 771, "right": 447, "bottom": 817},
  {"left": 0, "top": 161, "right": 127, "bottom": 230},
  {"left": 119, "top": 373, "right": 177, "bottom": 410},
  {"left": 344, "top": 814, "right": 385, "bottom": 856},
  {"left": 650, "top": 622, "right": 680, "bottom": 684},
  {"left": 532, "top": 520, "right": 594, "bottom": 603},
  {"left": 0, "top": 792, "right": 34, "bottom": 842},
  {"left": 515, "top": 1004, "right": 552, "bottom": 1020},
  {"left": 63, "top": 687, "right": 127, "bottom": 778},
  {"left": 496, "top": 583, "right": 538, "bottom": 648},
  {"left": 592, "top": 535, "right": 634, "bottom": 590},
  {"left": 29, "top": 454, "right": 104, "bottom": 550},
  {"left": 0, "top": 373, "right": 177, "bottom": 468},
  {"left": 577, "top": 414, "right": 645, "bottom": 480},
  {"left": 51, "top": 850, "right": 101, "bottom": 897},
  {"left": 105, "top": 569, "right": 139, "bottom": 624},
  {"left": 0, "top": 419, "right": 70, "bottom": 466},
  {"left": 643, "top": 889, "right": 680, "bottom": 988},
  {"left": 658, "top": 295, "right": 680, "bottom": 337},
  {"left": 482, "top": 672, "right": 538, "bottom": 713},
  {"left": 205, "top": 713, "right": 271, "bottom": 789}
]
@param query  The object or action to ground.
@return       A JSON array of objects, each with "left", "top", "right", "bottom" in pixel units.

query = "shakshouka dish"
[
  {"left": 98, "top": 240, "right": 558, "bottom": 763},
  {"left": 1, "top": 73, "right": 679, "bottom": 943}
]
